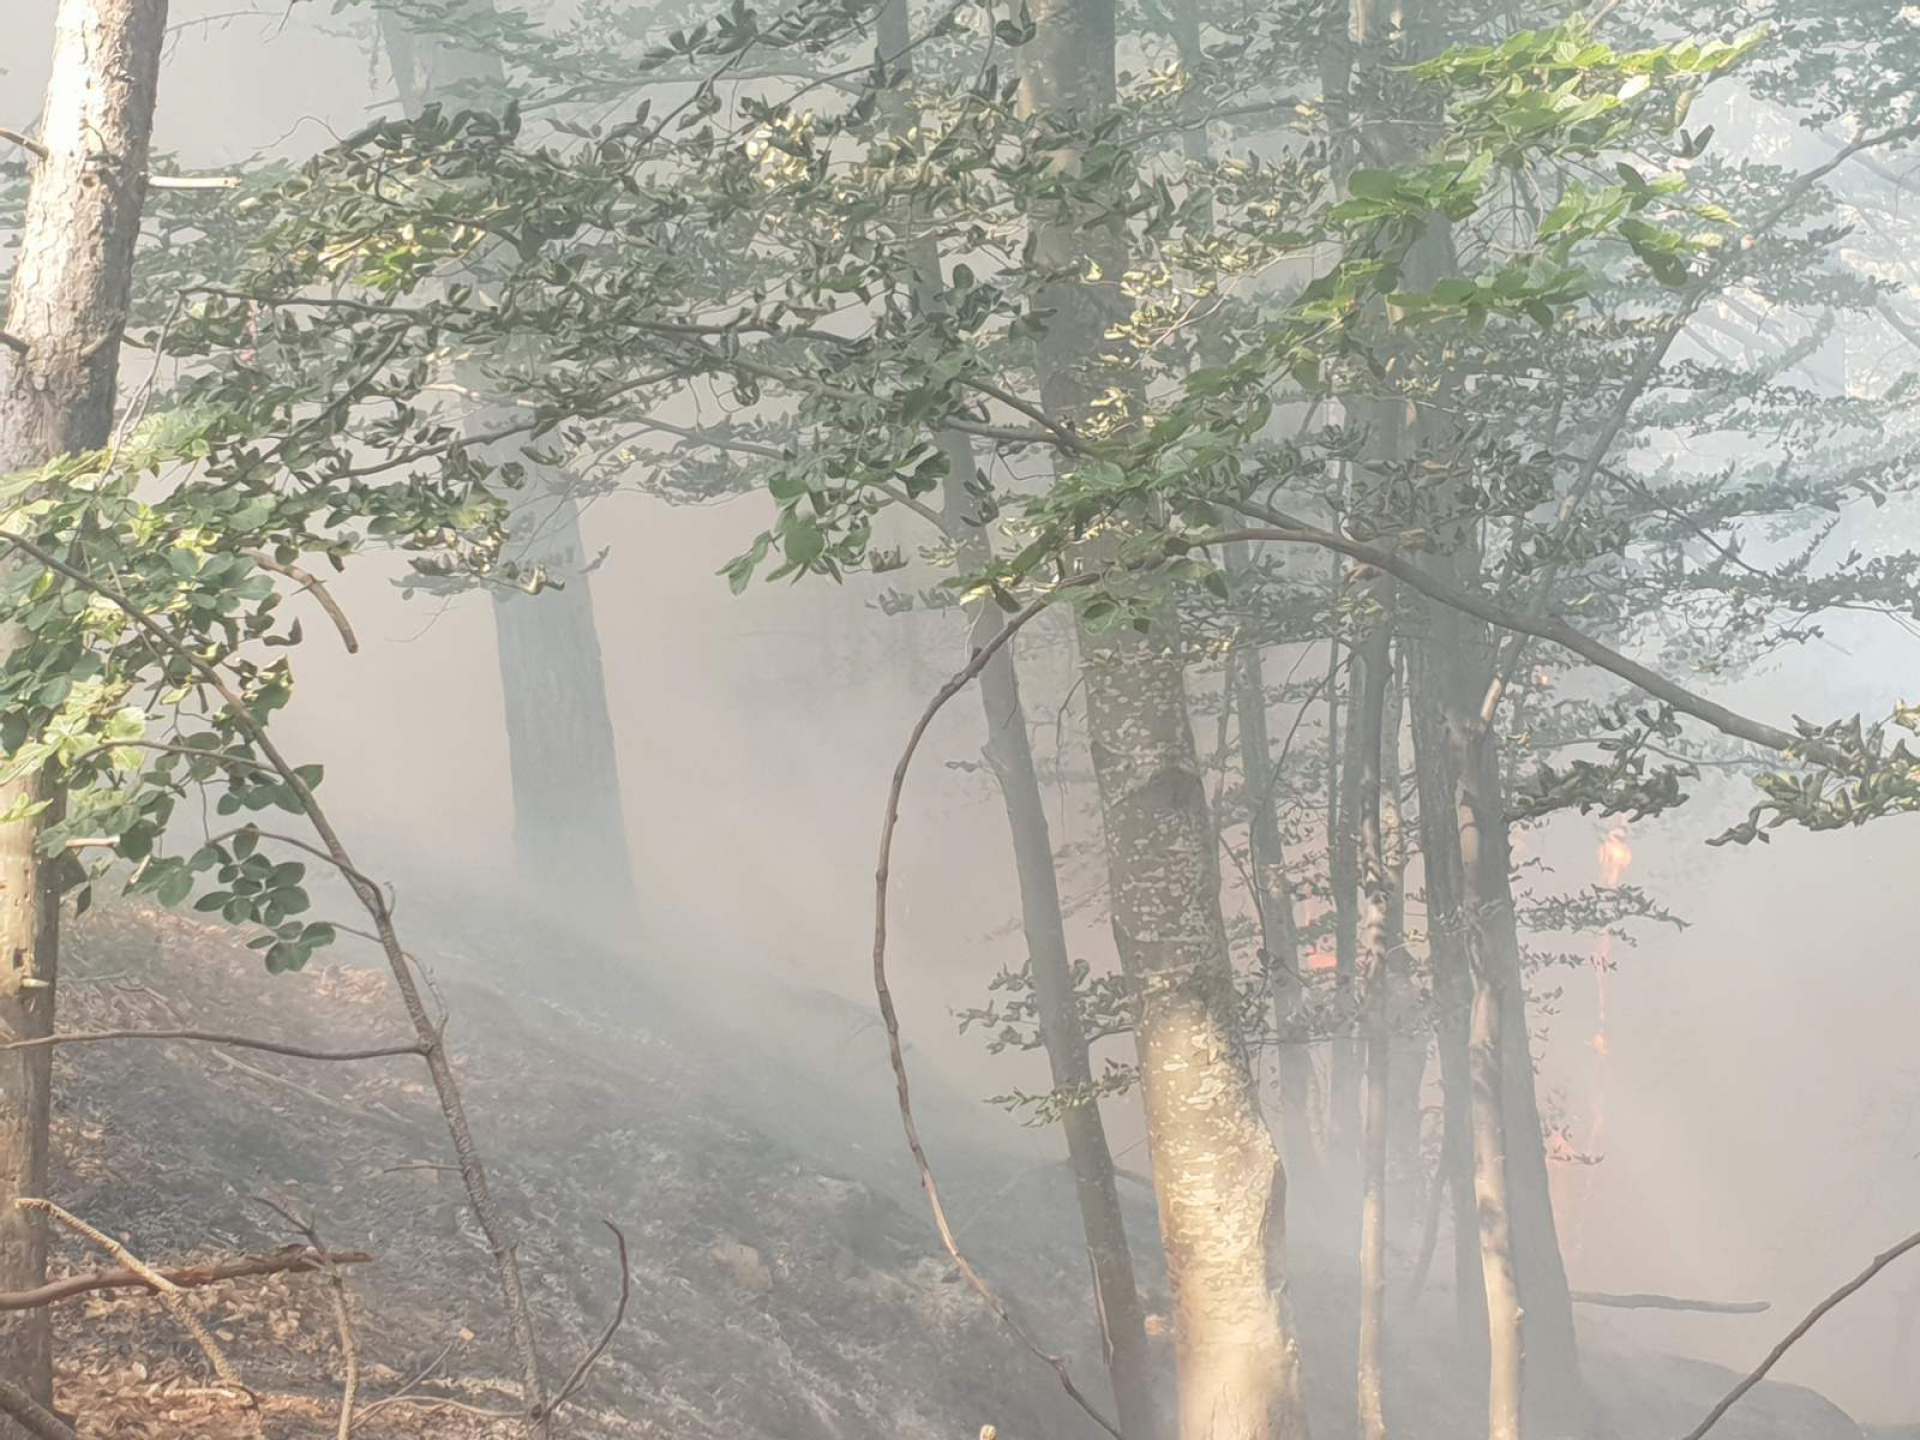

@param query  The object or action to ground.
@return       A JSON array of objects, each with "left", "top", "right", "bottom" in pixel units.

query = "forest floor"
[{"left": 28, "top": 897, "right": 1879, "bottom": 1439}]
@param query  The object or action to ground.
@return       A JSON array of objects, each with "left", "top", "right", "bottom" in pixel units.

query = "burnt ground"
[{"left": 31, "top": 898, "right": 1874, "bottom": 1439}]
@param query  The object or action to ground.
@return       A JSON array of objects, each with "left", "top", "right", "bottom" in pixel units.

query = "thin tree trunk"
[
  {"left": 1406, "top": 652, "right": 1486, "bottom": 1355},
  {"left": 1380, "top": 655, "right": 1425, "bottom": 1236},
  {"left": 0, "top": 0, "right": 167, "bottom": 1413},
  {"left": 1353, "top": 593, "right": 1395, "bottom": 1440},
  {"left": 870, "top": 5, "right": 1157, "bottom": 1427},
  {"left": 970, "top": 582, "right": 1161, "bottom": 1440},
  {"left": 1224, "top": 552, "right": 1321, "bottom": 1196},
  {"left": 1018, "top": 0, "right": 1309, "bottom": 1432},
  {"left": 382, "top": 12, "right": 640, "bottom": 941}
]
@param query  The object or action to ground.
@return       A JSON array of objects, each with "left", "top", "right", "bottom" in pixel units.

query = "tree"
[{"left": 0, "top": 0, "right": 169, "bottom": 1411}]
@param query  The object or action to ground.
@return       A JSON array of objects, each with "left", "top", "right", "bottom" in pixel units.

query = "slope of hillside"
[{"left": 26, "top": 900, "right": 1868, "bottom": 1440}]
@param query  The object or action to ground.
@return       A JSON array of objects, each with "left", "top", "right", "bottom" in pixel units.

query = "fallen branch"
[
  {"left": 0, "top": 1245, "right": 370, "bottom": 1311},
  {"left": 535, "top": 1221, "right": 630, "bottom": 1422},
  {"left": 0, "top": 1379, "right": 74, "bottom": 1440},
  {"left": 0, "top": 1028, "right": 424, "bottom": 1062},
  {"left": 20, "top": 1199, "right": 263, "bottom": 1435},
  {"left": 1571, "top": 1290, "right": 1767, "bottom": 1315},
  {"left": 1680, "top": 1226, "right": 1920, "bottom": 1440},
  {"left": 871, "top": 576, "right": 1124, "bottom": 1440}
]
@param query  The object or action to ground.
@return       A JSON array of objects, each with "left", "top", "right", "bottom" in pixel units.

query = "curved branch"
[
  {"left": 250, "top": 553, "right": 359, "bottom": 654},
  {"left": 535, "top": 1221, "right": 630, "bottom": 1422},
  {"left": 871, "top": 574, "right": 1123, "bottom": 1440},
  {"left": 0, "top": 1381, "right": 73, "bottom": 1440}
]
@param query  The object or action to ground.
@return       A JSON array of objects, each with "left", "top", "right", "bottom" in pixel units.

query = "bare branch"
[
  {"left": 1682, "top": 1227, "right": 1920, "bottom": 1440},
  {"left": 249, "top": 552, "right": 360, "bottom": 653},
  {"left": 248, "top": 1199, "right": 359, "bottom": 1439},
  {"left": 535, "top": 1221, "right": 630, "bottom": 1422},
  {"left": 0, "top": 1028, "right": 425, "bottom": 1063},
  {"left": 146, "top": 174, "right": 240, "bottom": 191},
  {"left": 1209, "top": 506, "right": 1832, "bottom": 764},
  {"left": 0, "top": 333, "right": 28, "bottom": 358},
  {"left": 1570, "top": 1290, "right": 1768, "bottom": 1316},
  {"left": 19, "top": 1200, "right": 262, "bottom": 1432},
  {"left": 871, "top": 574, "right": 1124, "bottom": 1440},
  {"left": 0, "top": 128, "right": 47, "bottom": 161},
  {"left": 0, "top": 1245, "right": 370, "bottom": 1311}
]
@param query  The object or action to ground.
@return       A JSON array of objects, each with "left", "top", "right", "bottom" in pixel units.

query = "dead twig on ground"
[
  {"left": 535, "top": 1221, "right": 630, "bottom": 1422},
  {"left": 19, "top": 1199, "right": 263, "bottom": 1436},
  {"left": 248, "top": 1197, "right": 360, "bottom": 1438},
  {"left": 1681, "top": 1226, "right": 1920, "bottom": 1440},
  {"left": 0, "top": 1245, "right": 369, "bottom": 1310}
]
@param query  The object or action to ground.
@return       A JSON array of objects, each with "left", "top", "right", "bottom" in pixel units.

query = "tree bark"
[
  {"left": 1353, "top": 595, "right": 1394, "bottom": 1440},
  {"left": 1018, "top": 0, "right": 1310, "bottom": 1433},
  {"left": 382, "top": 9, "right": 640, "bottom": 942},
  {"left": 0, "top": 0, "right": 168, "bottom": 1413}
]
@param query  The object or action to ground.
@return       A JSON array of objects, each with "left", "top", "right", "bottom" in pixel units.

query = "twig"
[
  {"left": 1680, "top": 1227, "right": 1920, "bottom": 1440},
  {"left": 18, "top": 1200, "right": 262, "bottom": 1433},
  {"left": 535, "top": 1221, "right": 630, "bottom": 1421},
  {"left": 146, "top": 174, "right": 240, "bottom": 190},
  {"left": 0, "top": 128, "right": 47, "bottom": 160},
  {"left": 872, "top": 576, "right": 1123, "bottom": 1440},
  {"left": 248, "top": 1199, "right": 359, "bottom": 1438},
  {"left": 352, "top": 1338, "right": 458, "bottom": 1423},
  {"left": 1, "top": 1028, "right": 423, "bottom": 1062},
  {"left": 250, "top": 553, "right": 359, "bottom": 653},
  {"left": 207, "top": 1048, "right": 415, "bottom": 1135},
  {"left": 0, "top": 1379, "right": 73, "bottom": 1440},
  {"left": 1571, "top": 1290, "right": 1767, "bottom": 1315},
  {"left": 0, "top": 1245, "right": 369, "bottom": 1310}
]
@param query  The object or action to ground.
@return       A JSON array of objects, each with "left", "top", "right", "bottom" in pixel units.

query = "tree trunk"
[
  {"left": 382, "top": 11, "right": 640, "bottom": 942},
  {"left": 1018, "top": 0, "right": 1310, "bottom": 1432},
  {"left": 1406, "top": 645, "right": 1487, "bottom": 1356},
  {"left": 0, "top": 0, "right": 168, "bottom": 1413},
  {"left": 1225, "top": 549, "right": 1320, "bottom": 1199},
  {"left": 1353, "top": 594, "right": 1394, "bottom": 1440},
  {"left": 970, "top": 582, "right": 1162, "bottom": 1440}
]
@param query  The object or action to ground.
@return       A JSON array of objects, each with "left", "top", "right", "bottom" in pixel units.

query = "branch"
[
  {"left": 19, "top": 1199, "right": 261, "bottom": 1430},
  {"left": 1569, "top": 1290, "right": 1767, "bottom": 1315},
  {"left": 534, "top": 1221, "right": 629, "bottom": 1422},
  {"left": 0, "top": 1028, "right": 425, "bottom": 1063},
  {"left": 146, "top": 174, "right": 241, "bottom": 191},
  {"left": 249, "top": 553, "right": 359, "bottom": 653},
  {"left": 1208, "top": 507, "right": 1833, "bottom": 764},
  {"left": 0, "top": 1246, "right": 370, "bottom": 1311},
  {"left": 1682, "top": 1227, "right": 1920, "bottom": 1440},
  {"left": 0, "top": 128, "right": 46, "bottom": 160},
  {"left": 871, "top": 574, "right": 1123, "bottom": 1440},
  {"left": 0, "top": 333, "right": 27, "bottom": 358},
  {"left": 0, "top": 1381, "right": 73, "bottom": 1440}
]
